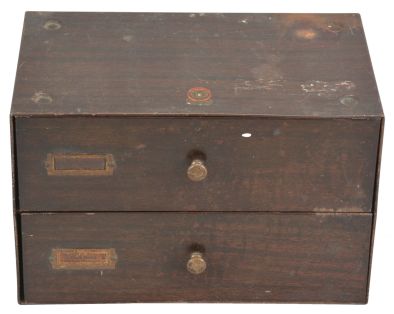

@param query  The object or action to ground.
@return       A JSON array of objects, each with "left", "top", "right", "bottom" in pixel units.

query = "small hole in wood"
[
  {"left": 340, "top": 95, "right": 359, "bottom": 106},
  {"left": 43, "top": 20, "right": 62, "bottom": 31},
  {"left": 242, "top": 133, "right": 252, "bottom": 138}
]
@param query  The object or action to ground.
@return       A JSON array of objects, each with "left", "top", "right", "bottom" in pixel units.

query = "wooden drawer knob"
[
  {"left": 187, "top": 159, "right": 207, "bottom": 182},
  {"left": 187, "top": 252, "right": 206, "bottom": 275}
]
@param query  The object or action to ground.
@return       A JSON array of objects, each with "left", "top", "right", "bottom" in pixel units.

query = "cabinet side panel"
[
  {"left": 365, "top": 116, "right": 385, "bottom": 302},
  {"left": 10, "top": 116, "right": 24, "bottom": 303}
]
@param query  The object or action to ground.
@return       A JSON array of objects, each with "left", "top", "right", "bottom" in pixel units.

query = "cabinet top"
[{"left": 11, "top": 12, "right": 383, "bottom": 118}]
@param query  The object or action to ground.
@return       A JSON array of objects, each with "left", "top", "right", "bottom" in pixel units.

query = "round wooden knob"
[
  {"left": 187, "top": 252, "right": 207, "bottom": 275},
  {"left": 187, "top": 159, "right": 207, "bottom": 182}
]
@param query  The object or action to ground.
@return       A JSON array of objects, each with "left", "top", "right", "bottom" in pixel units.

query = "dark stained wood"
[
  {"left": 365, "top": 117, "right": 385, "bottom": 301},
  {"left": 21, "top": 212, "right": 372, "bottom": 304},
  {"left": 15, "top": 117, "right": 380, "bottom": 212},
  {"left": 11, "top": 12, "right": 383, "bottom": 118},
  {"left": 10, "top": 13, "right": 383, "bottom": 305},
  {"left": 10, "top": 116, "right": 24, "bottom": 303}
]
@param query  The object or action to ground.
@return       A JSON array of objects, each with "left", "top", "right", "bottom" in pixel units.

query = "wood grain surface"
[
  {"left": 10, "top": 13, "right": 383, "bottom": 305},
  {"left": 11, "top": 12, "right": 382, "bottom": 117},
  {"left": 21, "top": 212, "right": 372, "bottom": 304},
  {"left": 15, "top": 117, "right": 380, "bottom": 212}
]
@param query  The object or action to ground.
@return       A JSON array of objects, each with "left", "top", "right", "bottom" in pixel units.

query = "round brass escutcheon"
[
  {"left": 187, "top": 159, "right": 208, "bottom": 182},
  {"left": 187, "top": 252, "right": 207, "bottom": 275}
]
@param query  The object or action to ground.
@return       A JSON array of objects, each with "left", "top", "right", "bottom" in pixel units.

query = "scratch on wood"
[
  {"left": 278, "top": 14, "right": 361, "bottom": 32},
  {"left": 234, "top": 79, "right": 284, "bottom": 95},
  {"left": 251, "top": 63, "right": 282, "bottom": 80},
  {"left": 348, "top": 24, "right": 355, "bottom": 35},
  {"left": 301, "top": 80, "right": 355, "bottom": 97},
  {"left": 31, "top": 91, "right": 53, "bottom": 104},
  {"left": 313, "top": 207, "right": 361, "bottom": 213},
  {"left": 18, "top": 61, "right": 26, "bottom": 70},
  {"left": 86, "top": 32, "right": 92, "bottom": 43},
  {"left": 135, "top": 143, "right": 147, "bottom": 150},
  {"left": 122, "top": 35, "right": 133, "bottom": 42}
]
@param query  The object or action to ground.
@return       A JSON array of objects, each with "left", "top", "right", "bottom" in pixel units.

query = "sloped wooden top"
[{"left": 11, "top": 12, "right": 383, "bottom": 117}]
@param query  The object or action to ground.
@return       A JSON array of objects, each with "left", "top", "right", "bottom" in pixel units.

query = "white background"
[{"left": 0, "top": 0, "right": 393, "bottom": 313}]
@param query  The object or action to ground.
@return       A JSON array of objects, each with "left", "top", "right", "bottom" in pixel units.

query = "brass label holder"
[
  {"left": 46, "top": 153, "right": 115, "bottom": 176},
  {"left": 50, "top": 248, "right": 118, "bottom": 270}
]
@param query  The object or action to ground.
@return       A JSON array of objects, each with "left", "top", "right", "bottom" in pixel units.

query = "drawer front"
[
  {"left": 21, "top": 212, "right": 372, "bottom": 303},
  {"left": 16, "top": 117, "right": 380, "bottom": 212}
]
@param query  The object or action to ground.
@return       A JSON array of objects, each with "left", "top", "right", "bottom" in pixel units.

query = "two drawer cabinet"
[{"left": 11, "top": 12, "right": 384, "bottom": 304}]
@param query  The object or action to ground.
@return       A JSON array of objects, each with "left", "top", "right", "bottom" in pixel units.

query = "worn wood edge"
[
  {"left": 17, "top": 298, "right": 369, "bottom": 305},
  {"left": 9, "top": 12, "right": 30, "bottom": 304},
  {"left": 365, "top": 116, "right": 385, "bottom": 303},
  {"left": 17, "top": 209, "right": 373, "bottom": 216},
  {"left": 24, "top": 11, "right": 362, "bottom": 14},
  {"left": 10, "top": 116, "right": 24, "bottom": 304},
  {"left": 372, "top": 117, "right": 386, "bottom": 214},
  {"left": 357, "top": 14, "right": 384, "bottom": 117},
  {"left": 10, "top": 112, "right": 385, "bottom": 119},
  {"left": 17, "top": 209, "right": 373, "bottom": 214},
  {"left": 17, "top": 210, "right": 371, "bottom": 215},
  {"left": 19, "top": 211, "right": 373, "bottom": 217}
]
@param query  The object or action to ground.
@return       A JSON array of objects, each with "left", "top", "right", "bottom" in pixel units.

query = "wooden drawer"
[
  {"left": 15, "top": 117, "right": 380, "bottom": 212},
  {"left": 20, "top": 212, "right": 372, "bottom": 303}
]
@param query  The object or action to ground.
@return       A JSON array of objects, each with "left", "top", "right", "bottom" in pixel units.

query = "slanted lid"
[{"left": 11, "top": 12, "right": 383, "bottom": 117}]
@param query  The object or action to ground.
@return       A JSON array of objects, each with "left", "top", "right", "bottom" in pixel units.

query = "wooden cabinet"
[{"left": 11, "top": 12, "right": 383, "bottom": 304}]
